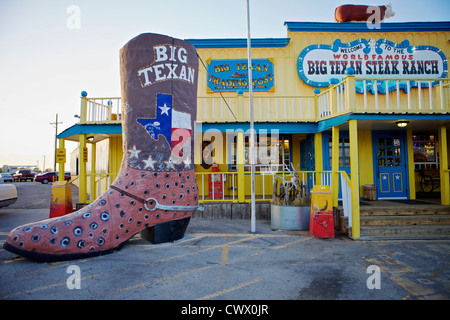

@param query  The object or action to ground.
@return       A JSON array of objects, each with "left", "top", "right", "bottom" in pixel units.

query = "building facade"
[{"left": 57, "top": 21, "right": 450, "bottom": 239}]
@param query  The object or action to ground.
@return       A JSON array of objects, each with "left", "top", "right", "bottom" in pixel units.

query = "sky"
[{"left": 0, "top": 0, "right": 449, "bottom": 171}]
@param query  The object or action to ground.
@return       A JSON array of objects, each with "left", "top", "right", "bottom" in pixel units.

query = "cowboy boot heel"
[{"left": 141, "top": 217, "right": 191, "bottom": 244}]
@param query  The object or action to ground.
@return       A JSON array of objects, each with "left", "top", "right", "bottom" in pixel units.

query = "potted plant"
[{"left": 271, "top": 164, "right": 311, "bottom": 230}]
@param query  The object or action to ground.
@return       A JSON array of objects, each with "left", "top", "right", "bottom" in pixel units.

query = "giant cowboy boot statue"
[{"left": 3, "top": 33, "right": 201, "bottom": 262}]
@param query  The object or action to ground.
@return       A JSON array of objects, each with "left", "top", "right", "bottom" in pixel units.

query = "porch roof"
[
  {"left": 57, "top": 123, "right": 122, "bottom": 142},
  {"left": 58, "top": 114, "right": 450, "bottom": 142}
]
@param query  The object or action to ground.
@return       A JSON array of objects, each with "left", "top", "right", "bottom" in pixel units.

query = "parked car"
[
  {"left": 0, "top": 184, "right": 17, "bottom": 208},
  {"left": 12, "top": 170, "right": 36, "bottom": 182},
  {"left": 0, "top": 173, "right": 14, "bottom": 183},
  {"left": 34, "top": 172, "right": 71, "bottom": 184}
]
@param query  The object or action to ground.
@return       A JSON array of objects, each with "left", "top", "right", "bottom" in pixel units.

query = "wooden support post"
[
  {"left": 79, "top": 134, "right": 87, "bottom": 203},
  {"left": 237, "top": 131, "right": 245, "bottom": 203},
  {"left": 349, "top": 119, "right": 360, "bottom": 238},
  {"left": 90, "top": 142, "right": 97, "bottom": 201},
  {"left": 314, "top": 132, "right": 323, "bottom": 185},
  {"left": 406, "top": 129, "right": 416, "bottom": 200},
  {"left": 331, "top": 126, "right": 340, "bottom": 208},
  {"left": 439, "top": 125, "right": 449, "bottom": 205}
]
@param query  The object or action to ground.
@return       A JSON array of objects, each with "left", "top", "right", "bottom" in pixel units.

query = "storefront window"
[
  {"left": 229, "top": 134, "right": 290, "bottom": 172},
  {"left": 413, "top": 134, "right": 439, "bottom": 170},
  {"left": 327, "top": 136, "right": 350, "bottom": 168}
]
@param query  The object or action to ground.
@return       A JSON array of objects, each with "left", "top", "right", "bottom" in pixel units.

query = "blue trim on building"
[
  {"left": 284, "top": 21, "right": 450, "bottom": 33},
  {"left": 196, "top": 122, "right": 317, "bottom": 134},
  {"left": 57, "top": 123, "right": 122, "bottom": 139},
  {"left": 59, "top": 113, "right": 450, "bottom": 140},
  {"left": 185, "top": 38, "right": 290, "bottom": 49}
]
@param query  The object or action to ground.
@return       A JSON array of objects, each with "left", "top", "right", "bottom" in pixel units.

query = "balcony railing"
[
  {"left": 80, "top": 97, "right": 122, "bottom": 123},
  {"left": 78, "top": 76, "right": 449, "bottom": 125},
  {"left": 317, "top": 77, "right": 450, "bottom": 120}
]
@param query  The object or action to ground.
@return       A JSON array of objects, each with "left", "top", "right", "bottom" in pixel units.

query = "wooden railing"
[
  {"left": 78, "top": 76, "right": 449, "bottom": 124},
  {"left": 316, "top": 76, "right": 450, "bottom": 120}
]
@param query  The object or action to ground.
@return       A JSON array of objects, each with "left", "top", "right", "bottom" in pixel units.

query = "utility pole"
[
  {"left": 50, "top": 114, "right": 63, "bottom": 172},
  {"left": 246, "top": 0, "right": 256, "bottom": 234}
]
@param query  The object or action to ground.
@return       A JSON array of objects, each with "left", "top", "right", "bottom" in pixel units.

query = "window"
[
  {"left": 413, "top": 134, "right": 439, "bottom": 170},
  {"left": 377, "top": 137, "right": 402, "bottom": 167},
  {"left": 228, "top": 134, "right": 290, "bottom": 172},
  {"left": 327, "top": 136, "right": 350, "bottom": 168}
]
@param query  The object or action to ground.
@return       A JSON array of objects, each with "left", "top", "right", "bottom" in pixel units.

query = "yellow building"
[{"left": 57, "top": 21, "right": 450, "bottom": 239}]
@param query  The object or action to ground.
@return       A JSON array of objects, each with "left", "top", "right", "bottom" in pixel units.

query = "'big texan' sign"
[{"left": 297, "top": 38, "right": 448, "bottom": 94}]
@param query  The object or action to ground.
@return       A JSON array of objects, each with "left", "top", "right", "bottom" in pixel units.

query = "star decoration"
[
  {"left": 158, "top": 103, "right": 170, "bottom": 116},
  {"left": 128, "top": 145, "right": 141, "bottom": 159},
  {"left": 142, "top": 155, "right": 157, "bottom": 170},
  {"left": 165, "top": 156, "right": 176, "bottom": 170},
  {"left": 183, "top": 155, "right": 192, "bottom": 169}
]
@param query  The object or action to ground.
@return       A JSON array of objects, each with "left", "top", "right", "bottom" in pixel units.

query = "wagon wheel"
[{"left": 420, "top": 175, "right": 434, "bottom": 193}]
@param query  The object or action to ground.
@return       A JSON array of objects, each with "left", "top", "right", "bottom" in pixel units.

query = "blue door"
[{"left": 373, "top": 132, "right": 408, "bottom": 199}]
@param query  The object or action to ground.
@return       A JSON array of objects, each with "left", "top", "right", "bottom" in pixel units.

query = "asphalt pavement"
[{"left": 0, "top": 181, "right": 449, "bottom": 303}]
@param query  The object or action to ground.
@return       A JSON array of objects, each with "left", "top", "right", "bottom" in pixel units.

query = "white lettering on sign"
[
  {"left": 138, "top": 44, "right": 194, "bottom": 87},
  {"left": 297, "top": 38, "right": 447, "bottom": 93}
]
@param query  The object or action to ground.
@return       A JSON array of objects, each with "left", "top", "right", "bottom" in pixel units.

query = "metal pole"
[{"left": 246, "top": 0, "right": 256, "bottom": 233}]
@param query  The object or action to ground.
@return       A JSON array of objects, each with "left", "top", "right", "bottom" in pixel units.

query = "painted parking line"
[{"left": 197, "top": 277, "right": 262, "bottom": 300}]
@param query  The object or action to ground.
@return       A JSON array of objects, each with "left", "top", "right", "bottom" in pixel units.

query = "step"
[
  {"left": 357, "top": 224, "right": 450, "bottom": 240},
  {"left": 360, "top": 205, "right": 450, "bottom": 216},
  {"left": 360, "top": 214, "right": 450, "bottom": 226}
]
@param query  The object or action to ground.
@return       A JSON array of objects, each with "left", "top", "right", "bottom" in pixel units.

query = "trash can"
[{"left": 309, "top": 185, "right": 335, "bottom": 238}]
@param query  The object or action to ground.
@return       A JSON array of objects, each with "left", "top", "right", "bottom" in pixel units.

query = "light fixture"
[
  {"left": 87, "top": 136, "right": 95, "bottom": 142},
  {"left": 396, "top": 121, "right": 409, "bottom": 128}
]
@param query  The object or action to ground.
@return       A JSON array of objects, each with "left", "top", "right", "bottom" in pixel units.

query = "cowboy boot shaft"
[{"left": 120, "top": 33, "right": 199, "bottom": 171}]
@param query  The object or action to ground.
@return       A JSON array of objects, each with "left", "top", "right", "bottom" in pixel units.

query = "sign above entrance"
[
  {"left": 297, "top": 38, "right": 448, "bottom": 94},
  {"left": 207, "top": 59, "right": 274, "bottom": 92}
]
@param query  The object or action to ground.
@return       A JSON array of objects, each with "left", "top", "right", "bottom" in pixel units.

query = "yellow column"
[
  {"left": 331, "top": 126, "right": 340, "bottom": 208},
  {"left": 345, "top": 75, "right": 356, "bottom": 112},
  {"left": 79, "top": 134, "right": 87, "bottom": 203},
  {"left": 314, "top": 132, "right": 323, "bottom": 185},
  {"left": 237, "top": 131, "right": 245, "bottom": 203},
  {"left": 90, "top": 142, "right": 97, "bottom": 201},
  {"left": 406, "top": 129, "right": 416, "bottom": 200},
  {"left": 58, "top": 138, "right": 66, "bottom": 182},
  {"left": 438, "top": 125, "right": 449, "bottom": 205},
  {"left": 237, "top": 90, "right": 245, "bottom": 121},
  {"left": 80, "top": 91, "right": 88, "bottom": 123},
  {"left": 349, "top": 119, "right": 360, "bottom": 238}
]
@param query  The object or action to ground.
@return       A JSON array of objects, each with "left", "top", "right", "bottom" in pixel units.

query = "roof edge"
[
  {"left": 284, "top": 21, "right": 450, "bottom": 32},
  {"left": 185, "top": 38, "right": 290, "bottom": 49}
]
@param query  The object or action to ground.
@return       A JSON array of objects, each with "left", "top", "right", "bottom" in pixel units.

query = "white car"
[
  {"left": 0, "top": 184, "right": 18, "bottom": 208},
  {"left": 0, "top": 173, "right": 14, "bottom": 183}
]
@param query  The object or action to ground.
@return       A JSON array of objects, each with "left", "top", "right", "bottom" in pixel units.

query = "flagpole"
[{"left": 246, "top": 0, "right": 256, "bottom": 233}]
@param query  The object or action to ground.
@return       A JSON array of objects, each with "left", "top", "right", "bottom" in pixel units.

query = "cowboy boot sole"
[{"left": 3, "top": 217, "right": 191, "bottom": 262}]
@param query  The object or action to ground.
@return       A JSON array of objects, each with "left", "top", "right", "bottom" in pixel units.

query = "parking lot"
[{"left": 1, "top": 181, "right": 449, "bottom": 303}]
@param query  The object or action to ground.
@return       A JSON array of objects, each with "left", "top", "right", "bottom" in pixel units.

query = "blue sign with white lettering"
[
  {"left": 207, "top": 59, "right": 274, "bottom": 92},
  {"left": 297, "top": 38, "right": 447, "bottom": 94}
]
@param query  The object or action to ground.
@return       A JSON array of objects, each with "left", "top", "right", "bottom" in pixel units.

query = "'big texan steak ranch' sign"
[
  {"left": 207, "top": 59, "right": 274, "bottom": 92},
  {"left": 297, "top": 38, "right": 448, "bottom": 94}
]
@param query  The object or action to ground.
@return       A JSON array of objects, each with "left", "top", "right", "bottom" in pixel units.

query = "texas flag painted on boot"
[{"left": 137, "top": 93, "right": 192, "bottom": 170}]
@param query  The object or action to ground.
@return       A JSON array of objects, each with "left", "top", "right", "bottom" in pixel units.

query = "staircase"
[{"left": 340, "top": 203, "right": 450, "bottom": 240}]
